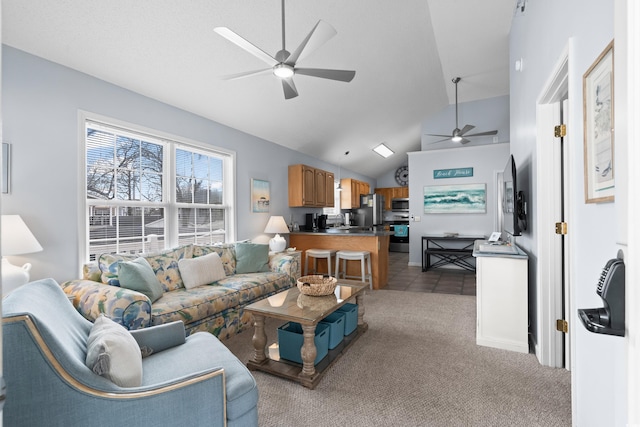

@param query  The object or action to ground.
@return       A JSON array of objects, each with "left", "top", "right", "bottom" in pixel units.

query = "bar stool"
[
  {"left": 335, "top": 250, "right": 373, "bottom": 290},
  {"left": 304, "top": 249, "right": 337, "bottom": 277}
]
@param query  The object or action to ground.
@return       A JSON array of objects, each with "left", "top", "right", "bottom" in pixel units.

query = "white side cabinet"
[{"left": 473, "top": 241, "right": 529, "bottom": 353}]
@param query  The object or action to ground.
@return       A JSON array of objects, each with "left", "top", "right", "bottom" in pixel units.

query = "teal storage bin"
[
  {"left": 278, "top": 322, "right": 329, "bottom": 365},
  {"left": 337, "top": 303, "right": 358, "bottom": 335},
  {"left": 320, "top": 311, "right": 345, "bottom": 349}
]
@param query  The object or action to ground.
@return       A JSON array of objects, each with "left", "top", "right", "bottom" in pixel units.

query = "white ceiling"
[{"left": 2, "top": 0, "right": 514, "bottom": 178}]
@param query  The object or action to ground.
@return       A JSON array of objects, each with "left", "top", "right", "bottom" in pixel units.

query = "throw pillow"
[
  {"left": 118, "top": 257, "right": 164, "bottom": 302},
  {"left": 85, "top": 315, "right": 143, "bottom": 387},
  {"left": 178, "top": 252, "right": 227, "bottom": 290},
  {"left": 235, "top": 242, "right": 270, "bottom": 274}
]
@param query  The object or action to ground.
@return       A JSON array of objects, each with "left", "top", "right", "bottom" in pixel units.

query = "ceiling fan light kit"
[
  {"left": 214, "top": 0, "right": 355, "bottom": 99},
  {"left": 426, "top": 77, "right": 498, "bottom": 145}
]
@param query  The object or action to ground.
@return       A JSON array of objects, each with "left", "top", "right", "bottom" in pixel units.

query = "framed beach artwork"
[
  {"left": 251, "top": 179, "right": 270, "bottom": 213},
  {"left": 424, "top": 183, "right": 486, "bottom": 214},
  {"left": 583, "top": 40, "right": 614, "bottom": 203}
]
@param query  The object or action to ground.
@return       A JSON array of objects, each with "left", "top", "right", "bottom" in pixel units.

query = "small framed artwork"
[
  {"left": 251, "top": 179, "right": 270, "bottom": 213},
  {"left": 2, "top": 143, "right": 10, "bottom": 194},
  {"left": 583, "top": 40, "right": 614, "bottom": 203}
]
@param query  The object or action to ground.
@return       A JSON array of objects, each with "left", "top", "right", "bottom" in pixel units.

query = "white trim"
[
  {"left": 624, "top": 0, "right": 640, "bottom": 423},
  {"left": 534, "top": 42, "right": 571, "bottom": 370}
]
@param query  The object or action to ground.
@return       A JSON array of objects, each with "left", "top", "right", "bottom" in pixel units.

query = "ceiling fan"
[
  {"left": 213, "top": 0, "right": 355, "bottom": 100},
  {"left": 426, "top": 77, "right": 498, "bottom": 144}
]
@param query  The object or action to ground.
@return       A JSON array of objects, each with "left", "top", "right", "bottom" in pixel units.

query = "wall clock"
[{"left": 395, "top": 166, "right": 409, "bottom": 186}]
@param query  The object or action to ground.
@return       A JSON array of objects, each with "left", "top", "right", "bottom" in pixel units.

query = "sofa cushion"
[
  {"left": 235, "top": 243, "right": 270, "bottom": 274},
  {"left": 143, "top": 245, "right": 193, "bottom": 291},
  {"left": 150, "top": 271, "right": 291, "bottom": 328},
  {"left": 85, "top": 315, "right": 143, "bottom": 387},
  {"left": 178, "top": 252, "right": 226, "bottom": 289},
  {"left": 193, "top": 244, "right": 236, "bottom": 276},
  {"left": 118, "top": 257, "right": 164, "bottom": 302},
  {"left": 98, "top": 253, "right": 137, "bottom": 287},
  {"left": 99, "top": 245, "right": 193, "bottom": 292}
]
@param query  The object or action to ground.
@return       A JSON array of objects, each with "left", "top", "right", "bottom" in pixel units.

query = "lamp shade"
[
  {"left": 264, "top": 216, "right": 290, "bottom": 235},
  {"left": 1, "top": 215, "right": 43, "bottom": 255}
]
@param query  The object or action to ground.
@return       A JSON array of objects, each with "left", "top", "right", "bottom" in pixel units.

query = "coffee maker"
[
  {"left": 305, "top": 213, "right": 318, "bottom": 231},
  {"left": 318, "top": 214, "right": 328, "bottom": 230}
]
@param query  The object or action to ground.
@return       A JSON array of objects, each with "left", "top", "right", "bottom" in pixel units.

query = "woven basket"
[{"left": 297, "top": 275, "right": 338, "bottom": 296}]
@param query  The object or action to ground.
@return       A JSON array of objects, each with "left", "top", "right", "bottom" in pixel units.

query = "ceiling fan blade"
[
  {"left": 465, "top": 130, "right": 498, "bottom": 137},
  {"left": 460, "top": 138, "right": 471, "bottom": 144},
  {"left": 428, "top": 137, "right": 453, "bottom": 144},
  {"left": 295, "top": 68, "right": 355, "bottom": 82},
  {"left": 220, "top": 68, "right": 272, "bottom": 81},
  {"left": 425, "top": 133, "right": 454, "bottom": 138},
  {"left": 285, "top": 20, "right": 337, "bottom": 66},
  {"left": 214, "top": 27, "right": 279, "bottom": 67},
  {"left": 281, "top": 77, "right": 299, "bottom": 99},
  {"left": 459, "top": 124, "right": 475, "bottom": 136}
]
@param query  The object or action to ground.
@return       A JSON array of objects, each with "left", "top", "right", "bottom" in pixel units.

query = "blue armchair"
[{"left": 2, "top": 278, "right": 258, "bottom": 426}]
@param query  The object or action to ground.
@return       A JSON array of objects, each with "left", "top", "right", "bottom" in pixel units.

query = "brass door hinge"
[
  {"left": 555, "top": 222, "right": 568, "bottom": 235},
  {"left": 554, "top": 124, "right": 566, "bottom": 138},
  {"left": 556, "top": 319, "right": 568, "bottom": 333}
]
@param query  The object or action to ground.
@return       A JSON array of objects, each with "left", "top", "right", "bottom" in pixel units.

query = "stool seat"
[
  {"left": 335, "top": 250, "right": 373, "bottom": 290},
  {"left": 305, "top": 249, "right": 337, "bottom": 277}
]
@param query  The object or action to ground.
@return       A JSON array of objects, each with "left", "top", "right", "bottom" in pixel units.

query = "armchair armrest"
[
  {"left": 61, "top": 279, "right": 152, "bottom": 330},
  {"left": 269, "top": 252, "right": 300, "bottom": 285}
]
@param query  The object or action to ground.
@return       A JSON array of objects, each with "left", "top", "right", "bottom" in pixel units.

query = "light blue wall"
[
  {"left": 407, "top": 143, "right": 510, "bottom": 266},
  {"left": 1, "top": 46, "right": 373, "bottom": 282},
  {"left": 509, "top": 1, "right": 622, "bottom": 425},
  {"left": 376, "top": 95, "right": 509, "bottom": 189}
]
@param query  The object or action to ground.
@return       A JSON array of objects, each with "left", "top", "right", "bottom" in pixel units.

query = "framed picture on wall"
[
  {"left": 583, "top": 40, "right": 614, "bottom": 203},
  {"left": 251, "top": 179, "right": 270, "bottom": 213},
  {"left": 423, "top": 183, "right": 486, "bottom": 214}
]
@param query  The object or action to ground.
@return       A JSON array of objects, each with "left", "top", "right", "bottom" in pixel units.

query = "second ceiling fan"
[
  {"left": 426, "top": 77, "right": 498, "bottom": 144},
  {"left": 214, "top": 0, "right": 355, "bottom": 100}
]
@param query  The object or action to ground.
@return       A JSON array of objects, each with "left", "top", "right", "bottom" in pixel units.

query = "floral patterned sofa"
[{"left": 61, "top": 243, "right": 299, "bottom": 340}]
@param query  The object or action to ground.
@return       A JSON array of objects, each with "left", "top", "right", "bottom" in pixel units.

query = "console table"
[{"left": 421, "top": 235, "right": 484, "bottom": 272}]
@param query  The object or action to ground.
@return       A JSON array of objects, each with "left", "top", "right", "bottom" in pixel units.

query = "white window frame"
[{"left": 78, "top": 111, "right": 236, "bottom": 264}]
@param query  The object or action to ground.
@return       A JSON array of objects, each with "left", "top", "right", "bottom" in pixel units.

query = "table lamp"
[
  {"left": 264, "top": 216, "right": 289, "bottom": 253},
  {"left": 2, "top": 215, "right": 43, "bottom": 294}
]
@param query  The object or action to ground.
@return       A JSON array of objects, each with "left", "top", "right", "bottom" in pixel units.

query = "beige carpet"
[{"left": 222, "top": 290, "right": 571, "bottom": 427}]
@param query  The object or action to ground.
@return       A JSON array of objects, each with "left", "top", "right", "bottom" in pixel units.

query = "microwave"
[{"left": 391, "top": 198, "right": 409, "bottom": 211}]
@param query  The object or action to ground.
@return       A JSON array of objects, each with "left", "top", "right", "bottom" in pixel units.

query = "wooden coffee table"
[{"left": 245, "top": 280, "right": 368, "bottom": 389}]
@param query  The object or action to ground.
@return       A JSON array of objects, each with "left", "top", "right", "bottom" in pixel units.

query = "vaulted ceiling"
[{"left": 2, "top": 0, "right": 514, "bottom": 178}]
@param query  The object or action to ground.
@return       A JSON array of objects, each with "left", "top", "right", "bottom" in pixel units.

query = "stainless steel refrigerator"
[{"left": 356, "top": 194, "right": 384, "bottom": 229}]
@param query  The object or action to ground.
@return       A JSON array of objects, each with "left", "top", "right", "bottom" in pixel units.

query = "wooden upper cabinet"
[
  {"left": 340, "top": 178, "right": 371, "bottom": 209},
  {"left": 325, "top": 172, "right": 335, "bottom": 207},
  {"left": 374, "top": 186, "right": 409, "bottom": 210},
  {"left": 314, "top": 169, "right": 327, "bottom": 206},
  {"left": 288, "top": 164, "right": 334, "bottom": 207}
]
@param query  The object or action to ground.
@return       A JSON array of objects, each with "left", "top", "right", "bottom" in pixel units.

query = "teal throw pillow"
[
  {"left": 235, "top": 242, "right": 270, "bottom": 274},
  {"left": 118, "top": 257, "right": 164, "bottom": 302}
]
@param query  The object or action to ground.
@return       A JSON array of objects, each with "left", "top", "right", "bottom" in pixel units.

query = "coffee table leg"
[
  {"left": 356, "top": 294, "right": 368, "bottom": 328},
  {"left": 251, "top": 314, "right": 267, "bottom": 363},
  {"left": 299, "top": 324, "right": 317, "bottom": 377}
]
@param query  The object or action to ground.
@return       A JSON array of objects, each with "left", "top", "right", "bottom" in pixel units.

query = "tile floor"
[{"left": 385, "top": 251, "right": 476, "bottom": 296}]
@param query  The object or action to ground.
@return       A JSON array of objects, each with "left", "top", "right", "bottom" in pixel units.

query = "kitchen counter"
[
  {"left": 290, "top": 228, "right": 393, "bottom": 237},
  {"left": 289, "top": 230, "right": 390, "bottom": 290}
]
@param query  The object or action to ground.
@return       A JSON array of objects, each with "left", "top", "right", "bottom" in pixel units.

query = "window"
[{"left": 84, "top": 118, "right": 235, "bottom": 261}]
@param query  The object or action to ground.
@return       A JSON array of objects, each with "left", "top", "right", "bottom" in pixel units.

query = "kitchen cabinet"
[
  {"left": 340, "top": 178, "right": 370, "bottom": 209},
  {"left": 374, "top": 186, "right": 409, "bottom": 210},
  {"left": 288, "top": 164, "right": 335, "bottom": 207}
]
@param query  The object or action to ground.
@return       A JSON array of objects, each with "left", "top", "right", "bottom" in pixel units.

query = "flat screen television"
[{"left": 502, "top": 154, "right": 522, "bottom": 237}]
